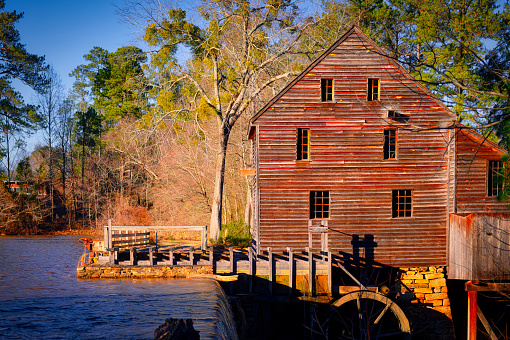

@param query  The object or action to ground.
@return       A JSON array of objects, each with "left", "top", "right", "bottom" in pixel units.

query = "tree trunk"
[{"left": 209, "top": 126, "right": 230, "bottom": 241}]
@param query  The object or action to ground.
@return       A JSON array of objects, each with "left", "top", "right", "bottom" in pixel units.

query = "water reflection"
[{"left": 0, "top": 236, "right": 224, "bottom": 339}]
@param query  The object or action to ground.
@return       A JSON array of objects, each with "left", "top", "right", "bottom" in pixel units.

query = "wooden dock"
[{"left": 80, "top": 244, "right": 343, "bottom": 296}]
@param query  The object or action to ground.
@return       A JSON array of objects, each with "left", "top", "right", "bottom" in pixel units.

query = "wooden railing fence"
[{"left": 104, "top": 220, "right": 207, "bottom": 251}]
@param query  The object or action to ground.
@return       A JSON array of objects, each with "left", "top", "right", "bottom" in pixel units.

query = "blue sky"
[
  {"left": 6, "top": 0, "right": 139, "bottom": 101},
  {"left": 5, "top": 0, "right": 141, "bottom": 150}
]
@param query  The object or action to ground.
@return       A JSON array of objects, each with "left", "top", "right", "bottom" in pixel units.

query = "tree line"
[{"left": 0, "top": 0, "right": 509, "bottom": 237}]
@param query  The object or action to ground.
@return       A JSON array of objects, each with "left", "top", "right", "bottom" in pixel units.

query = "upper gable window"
[
  {"left": 383, "top": 129, "right": 396, "bottom": 159},
  {"left": 297, "top": 128, "right": 310, "bottom": 161},
  {"left": 321, "top": 79, "right": 334, "bottom": 102},
  {"left": 367, "top": 78, "right": 379, "bottom": 101},
  {"left": 488, "top": 160, "right": 503, "bottom": 197}
]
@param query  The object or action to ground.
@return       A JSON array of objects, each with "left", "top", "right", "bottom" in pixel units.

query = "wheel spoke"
[{"left": 373, "top": 302, "right": 391, "bottom": 325}]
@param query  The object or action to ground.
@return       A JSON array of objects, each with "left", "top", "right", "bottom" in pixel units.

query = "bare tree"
[
  {"left": 38, "top": 66, "right": 64, "bottom": 224},
  {"left": 120, "top": 0, "right": 316, "bottom": 240}
]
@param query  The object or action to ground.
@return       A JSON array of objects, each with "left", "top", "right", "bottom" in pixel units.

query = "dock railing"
[{"left": 104, "top": 220, "right": 208, "bottom": 252}]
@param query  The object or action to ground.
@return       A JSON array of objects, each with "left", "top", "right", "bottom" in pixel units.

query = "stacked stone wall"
[
  {"left": 397, "top": 266, "right": 454, "bottom": 340},
  {"left": 76, "top": 265, "right": 213, "bottom": 279}
]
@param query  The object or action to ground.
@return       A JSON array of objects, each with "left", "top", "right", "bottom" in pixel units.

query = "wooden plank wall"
[
  {"left": 455, "top": 129, "right": 508, "bottom": 214},
  {"left": 252, "top": 30, "right": 456, "bottom": 267},
  {"left": 448, "top": 213, "right": 473, "bottom": 280},
  {"left": 449, "top": 213, "right": 510, "bottom": 280}
]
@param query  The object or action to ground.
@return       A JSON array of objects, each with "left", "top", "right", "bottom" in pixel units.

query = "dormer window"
[
  {"left": 321, "top": 79, "right": 333, "bottom": 102},
  {"left": 367, "top": 78, "right": 379, "bottom": 101}
]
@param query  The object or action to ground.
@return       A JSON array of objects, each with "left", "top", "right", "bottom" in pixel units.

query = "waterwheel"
[{"left": 324, "top": 290, "right": 411, "bottom": 339}]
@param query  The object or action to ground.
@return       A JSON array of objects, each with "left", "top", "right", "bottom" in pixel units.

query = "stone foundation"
[
  {"left": 76, "top": 264, "right": 213, "bottom": 279},
  {"left": 397, "top": 266, "right": 454, "bottom": 340}
]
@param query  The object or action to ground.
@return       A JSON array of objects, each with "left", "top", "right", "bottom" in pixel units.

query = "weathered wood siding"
[
  {"left": 251, "top": 29, "right": 456, "bottom": 267},
  {"left": 449, "top": 213, "right": 510, "bottom": 280},
  {"left": 455, "top": 129, "right": 508, "bottom": 214}
]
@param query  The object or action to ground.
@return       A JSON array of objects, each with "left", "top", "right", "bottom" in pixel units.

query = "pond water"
[{"left": 0, "top": 236, "right": 231, "bottom": 339}]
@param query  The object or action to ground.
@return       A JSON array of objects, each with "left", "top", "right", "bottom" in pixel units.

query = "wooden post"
[
  {"left": 328, "top": 248, "right": 332, "bottom": 295},
  {"left": 108, "top": 219, "right": 113, "bottom": 249},
  {"left": 249, "top": 247, "right": 254, "bottom": 295},
  {"left": 149, "top": 247, "right": 155, "bottom": 266},
  {"left": 307, "top": 247, "right": 313, "bottom": 296},
  {"left": 130, "top": 247, "right": 137, "bottom": 266},
  {"left": 477, "top": 306, "right": 498, "bottom": 340},
  {"left": 468, "top": 290, "right": 478, "bottom": 340},
  {"left": 308, "top": 220, "right": 313, "bottom": 249},
  {"left": 109, "top": 246, "right": 115, "bottom": 264},
  {"left": 114, "top": 248, "right": 119, "bottom": 265},
  {"left": 321, "top": 233, "right": 326, "bottom": 261},
  {"left": 104, "top": 225, "right": 109, "bottom": 250},
  {"left": 201, "top": 226, "right": 207, "bottom": 251},
  {"left": 288, "top": 247, "right": 294, "bottom": 296},
  {"left": 169, "top": 246, "right": 174, "bottom": 266},
  {"left": 189, "top": 247, "right": 195, "bottom": 266},
  {"left": 268, "top": 247, "right": 273, "bottom": 296},
  {"left": 209, "top": 246, "right": 214, "bottom": 266},
  {"left": 229, "top": 247, "right": 234, "bottom": 274}
]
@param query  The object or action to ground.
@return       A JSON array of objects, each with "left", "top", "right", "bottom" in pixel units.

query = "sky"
[{"left": 5, "top": 0, "right": 141, "bottom": 150}]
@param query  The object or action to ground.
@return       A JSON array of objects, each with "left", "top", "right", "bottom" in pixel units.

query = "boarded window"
[
  {"left": 297, "top": 128, "right": 310, "bottom": 160},
  {"left": 321, "top": 79, "right": 333, "bottom": 102},
  {"left": 310, "top": 191, "right": 329, "bottom": 219},
  {"left": 383, "top": 129, "right": 396, "bottom": 159},
  {"left": 367, "top": 78, "right": 379, "bottom": 101},
  {"left": 488, "top": 160, "right": 503, "bottom": 197},
  {"left": 392, "top": 189, "right": 412, "bottom": 218}
]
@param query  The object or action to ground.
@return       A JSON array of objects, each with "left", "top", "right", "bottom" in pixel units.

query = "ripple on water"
[{"left": 0, "top": 236, "right": 232, "bottom": 340}]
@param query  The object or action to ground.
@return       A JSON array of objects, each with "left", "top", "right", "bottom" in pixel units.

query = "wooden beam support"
[
  {"left": 149, "top": 247, "right": 155, "bottom": 266},
  {"left": 169, "top": 246, "right": 174, "bottom": 266},
  {"left": 249, "top": 247, "right": 253, "bottom": 295},
  {"left": 465, "top": 282, "right": 510, "bottom": 291},
  {"left": 189, "top": 247, "right": 194, "bottom": 266},
  {"left": 268, "top": 247, "right": 273, "bottom": 296},
  {"left": 229, "top": 247, "right": 234, "bottom": 274},
  {"left": 468, "top": 290, "right": 477, "bottom": 340},
  {"left": 288, "top": 247, "right": 294, "bottom": 296},
  {"left": 307, "top": 247, "right": 313, "bottom": 296},
  {"left": 328, "top": 248, "right": 332, "bottom": 295},
  {"left": 477, "top": 306, "right": 497, "bottom": 340},
  {"left": 209, "top": 246, "right": 214, "bottom": 266},
  {"left": 129, "top": 247, "right": 137, "bottom": 266}
]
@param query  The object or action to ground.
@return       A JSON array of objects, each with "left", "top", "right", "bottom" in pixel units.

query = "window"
[
  {"left": 387, "top": 110, "right": 410, "bottom": 122},
  {"left": 383, "top": 129, "right": 396, "bottom": 159},
  {"left": 367, "top": 78, "right": 379, "bottom": 101},
  {"left": 392, "top": 189, "right": 412, "bottom": 218},
  {"left": 310, "top": 191, "right": 329, "bottom": 219},
  {"left": 488, "top": 160, "right": 503, "bottom": 197},
  {"left": 297, "top": 128, "right": 310, "bottom": 160},
  {"left": 321, "top": 79, "right": 333, "bottom": 102}
]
